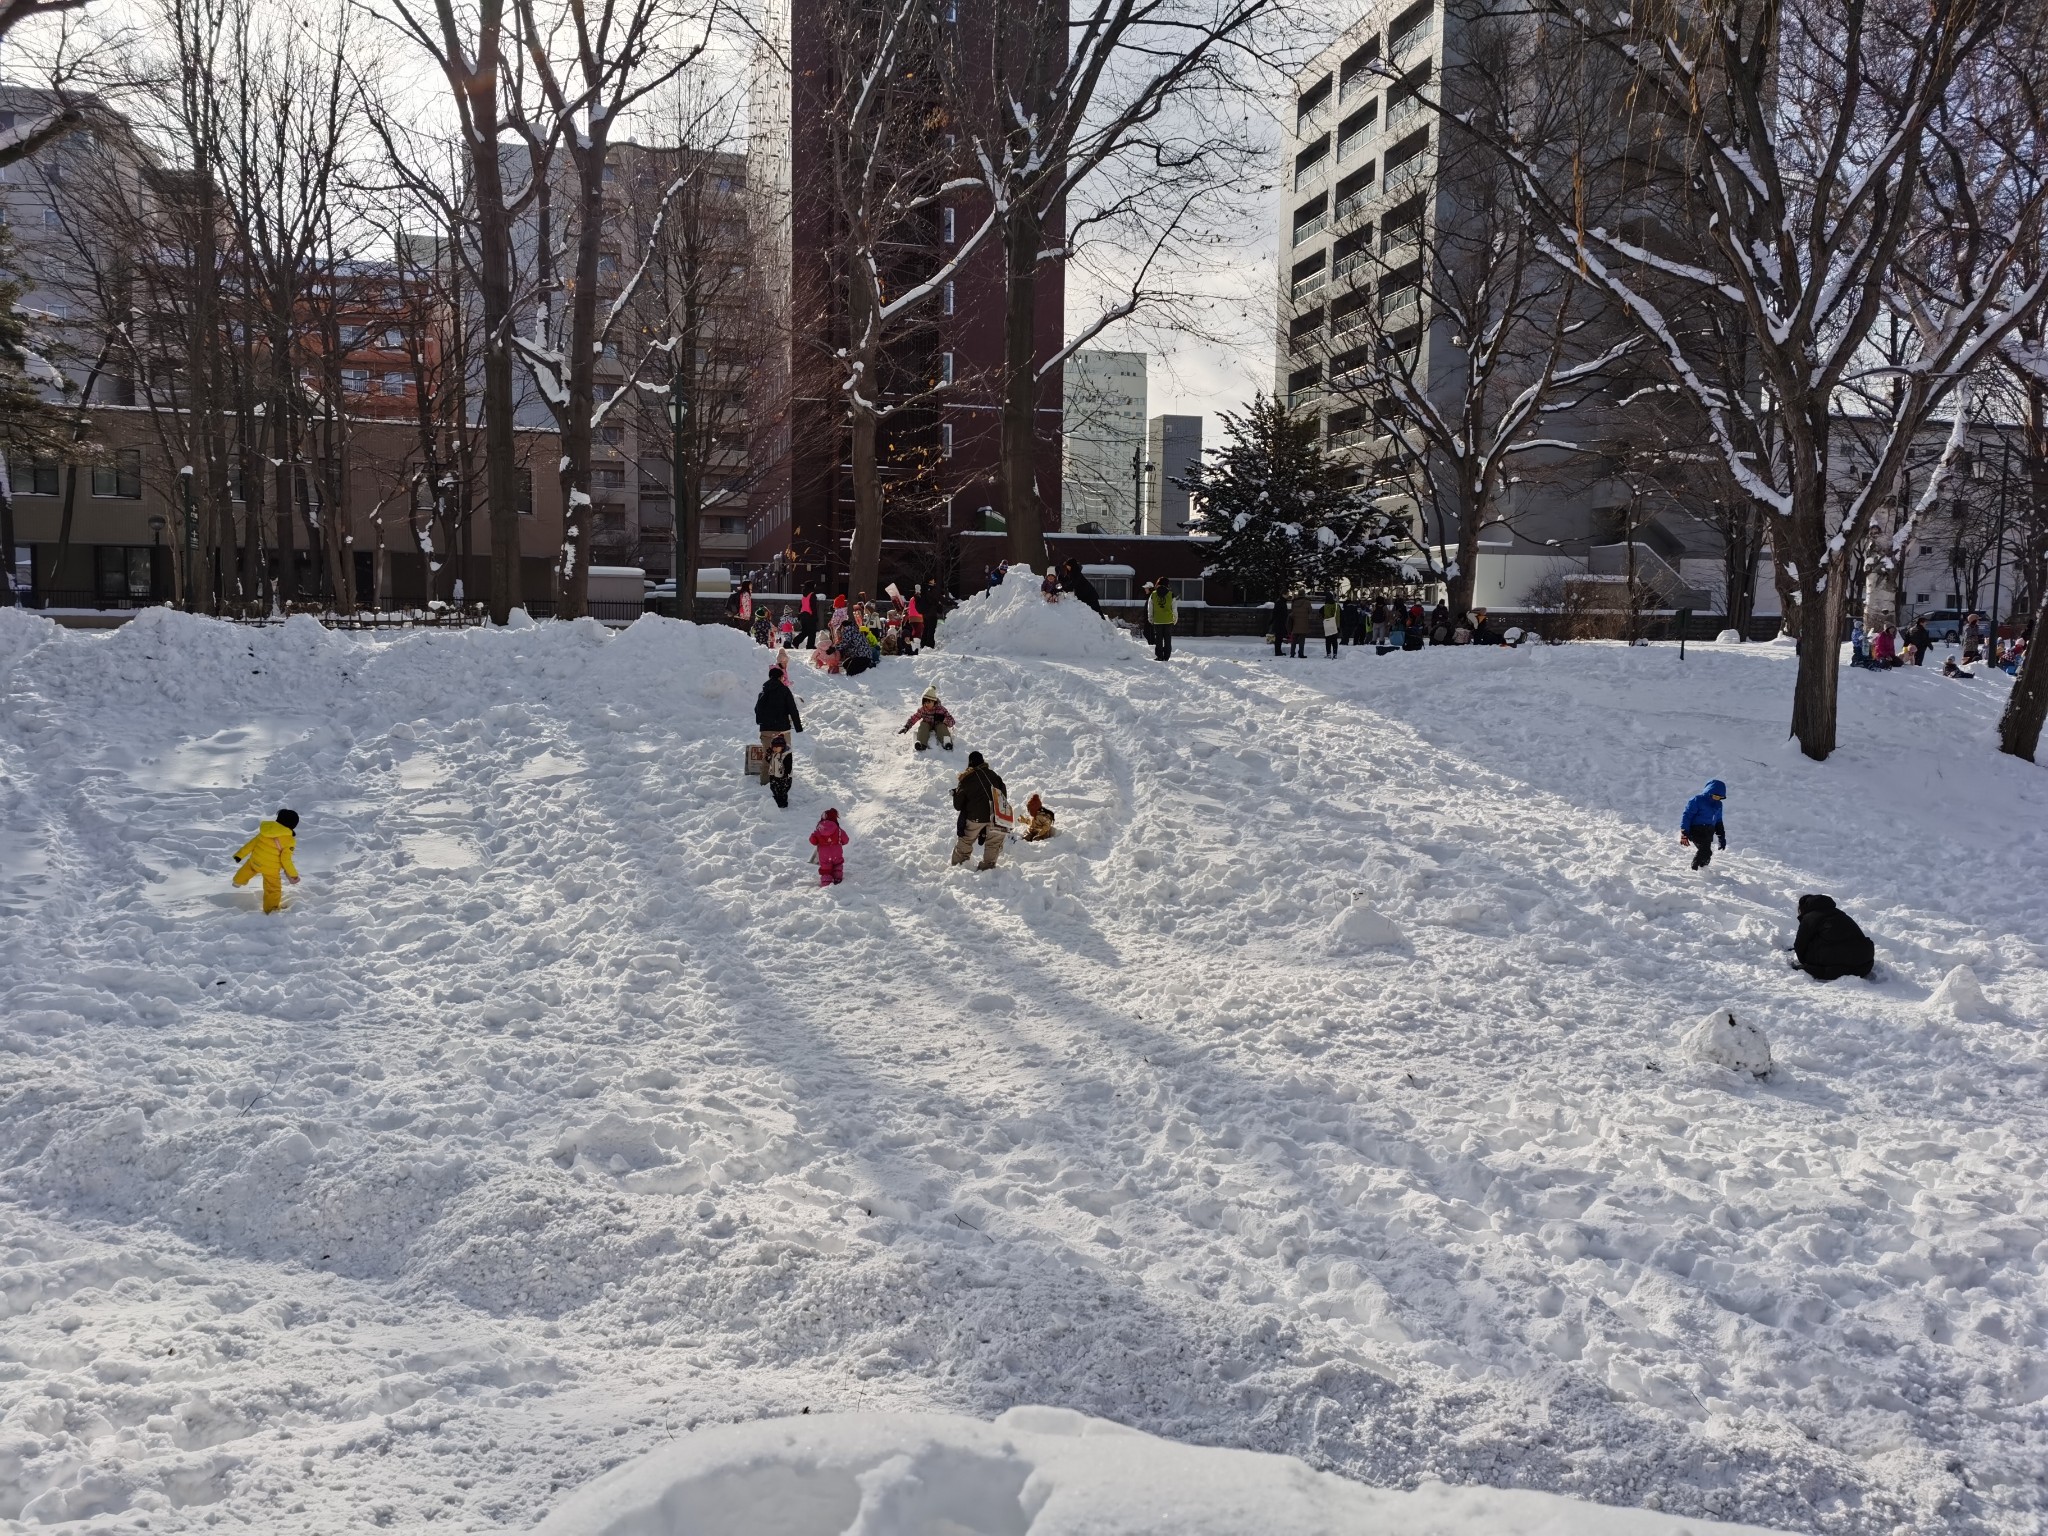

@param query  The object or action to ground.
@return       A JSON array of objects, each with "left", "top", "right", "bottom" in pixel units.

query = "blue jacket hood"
[{"left": 1704, "top": 779, "right": 1727, "bottom": 799}]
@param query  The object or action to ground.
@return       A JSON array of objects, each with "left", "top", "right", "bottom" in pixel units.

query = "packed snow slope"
[{"left": 0, "top": 586, "right": 2043, "bottom": 1535}]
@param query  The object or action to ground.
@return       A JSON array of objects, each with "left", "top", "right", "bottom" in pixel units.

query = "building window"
[
  {"left": 942, "top": 280, "right": 955, "bottom": 315},
  {"left": 516, "top": 468, "right": 534, "bottom": 516},
  {"left": 96, "top": 545, "right": 154, "bottom": 600},
  {"left": 1914, "top": 592, "right": 1930, "bottom": 604},
  {"left": 941, "top": 207, "right": 956, "bottom": 243},
  {"left": 91, "top": 449, "right": 142, "bottom": 499},
  {"left": 339, "top": 325, "right": 367, "bottom": 350},
  {"left": 381, "top": 371, "right": 407, "bottom": 396},
  {"left": 941, "top": 423, "right": 954, "bottom": 458},
  {"left": 341, "top": 367, "right": 369, "bottom": 393},
  {"left": 41, "top": 206, "right": 61, "bottom": 228},
  {"left": 939, "top": 351, "right": 954, "bottom": 384},
  {"left": 1167, "top": 577, "right": 1204, "bottom": 603},
  {"left": 598, "top": 424, "right": 624, "bottom": 445},
  {"left": 382, "top": 328, "right": 404, "bottom": 349},
  {"left": 593, "top": 465, "right": 626, "bottom": 490},
  {"left": 715, "top": 516, "right": 747, "bottom": 535},
  {"left": 29, "top": 458, "right": 60, "bottom": 496}
]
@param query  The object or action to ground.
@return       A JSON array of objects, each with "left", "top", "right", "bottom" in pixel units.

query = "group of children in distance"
[{"left": 794, "top": 683, "right": 1057, "bottom": 886}]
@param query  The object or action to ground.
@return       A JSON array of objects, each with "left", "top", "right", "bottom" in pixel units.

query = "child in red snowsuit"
[{"left": 810, "top": 808, "right": 848, "bottom": 886}]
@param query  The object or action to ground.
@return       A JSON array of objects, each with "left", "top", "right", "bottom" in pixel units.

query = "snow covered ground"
[{"left": 0, "top": 584, "right": 2042, "bottom": 1534}]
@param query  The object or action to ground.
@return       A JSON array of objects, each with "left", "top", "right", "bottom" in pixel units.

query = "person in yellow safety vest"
[
  {"left": 1146, "top": 582, "right": 1178, "bottom": 662},
  {"left": 233, "top": 808, "right": 301, "bottom": 913}
]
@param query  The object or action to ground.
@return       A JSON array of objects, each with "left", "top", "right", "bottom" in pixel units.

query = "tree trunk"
[
  {"left": 0, "top": 460, "right": 16, "bottom": 605},
  {"left": 1787, "top": 554, "right": 1848, "bottom": 760},
  {"left": 999, "top": 207, "right": 1049, "bottom": 572},
  {"left": 1997, "top": 585, "right": 2048, "bottom": 760},
  {"left": 847, "top": 399, "right": 883, "bottom": 599},
  {"left": 554, "top": 154, "right": 608, "bottom": 623},
  {"left": 464, "top": 46, "right": 523, "bottom": 625},
  {"left": 1446, "top": 471, "right": 1481, "bottom": 619}
]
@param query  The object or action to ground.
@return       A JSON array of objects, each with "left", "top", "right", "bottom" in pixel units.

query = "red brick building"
[{"left": 749, "top": 0, "right": 1066, "bottom": 595}]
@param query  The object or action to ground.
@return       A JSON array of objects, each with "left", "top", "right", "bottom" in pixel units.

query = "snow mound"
[
  {"left": 1715, "top": 629, "right": 1743, "bottom": 644},
  {"left": 534, "top": 1407, "right": 1789, "bottom": 1536},
  {"left": 1684, "top": 1008, "right": 1772, "bottom": 1076},
  {"left": 1330, "top": 899, "right": 1406, "bottom": 949},
  {"left": 1928, "top": 965, "right": 1994, "bottom": 1022},
  {"left": 938, "top": 564, "right": 1147, "bottom": 660}
]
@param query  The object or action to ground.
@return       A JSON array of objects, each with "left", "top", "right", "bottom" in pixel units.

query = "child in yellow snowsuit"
[{"left": 233, "top": 808, "right": 300, "bottom": 913}]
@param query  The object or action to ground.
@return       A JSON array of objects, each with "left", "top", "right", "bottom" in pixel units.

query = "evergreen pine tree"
[{"left": 1182, "top": 394, "right": 1405, "bottom": 601}]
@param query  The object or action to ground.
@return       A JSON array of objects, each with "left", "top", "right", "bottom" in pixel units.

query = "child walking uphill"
[
  {"left": 810, "top": 808, "right": 848, "bottom": 886},
  {"left": 234, "top": 808, "right": 300, "bottom": 913},
  {"left": 1679, "top": 779, "right": 1728, "bottom": 870}
]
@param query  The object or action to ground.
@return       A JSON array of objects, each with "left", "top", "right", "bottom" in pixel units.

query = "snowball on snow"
[
  {"left": 532, "top": 1406, "right": 1789, "bottom": 1536},
  {"left": 1715, "top": 629, "right": 1744, "bottom": 644},
  {"left": 1928, "top": 965, "right": 1993, "bottom": 1022},
  {"left": 937, "top": 564, "right": 1147, "bottom": 661},
  {"left": 1684, "top": 1008, "right": 1772, "bottom": 1077},
  {"left": 1329, "top": 900, "right": 1405, "bottom": 949}
]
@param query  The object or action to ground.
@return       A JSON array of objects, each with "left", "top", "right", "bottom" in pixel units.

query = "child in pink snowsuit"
[{"left": 810, "top": 808, "right": 848, "bottom": 886}]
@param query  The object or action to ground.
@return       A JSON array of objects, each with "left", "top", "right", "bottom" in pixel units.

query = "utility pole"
[{"left": 1131, "top": 443, "right": 1152, "bottom": 536}]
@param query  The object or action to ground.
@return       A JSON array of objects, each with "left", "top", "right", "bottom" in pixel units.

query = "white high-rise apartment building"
[
  {"left": 1275, "top": 0, "right": 1441, "bottom": 462},
  {"left": 1061, "top": 350, "right": 1149, "bottom": 533}
]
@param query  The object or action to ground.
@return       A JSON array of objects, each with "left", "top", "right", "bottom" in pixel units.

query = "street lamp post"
[
  {"left": 179, "top": 465, "right": 198, "bottom": 613},
  {"left": 1991, "top": 433, "right": 2012, "bottom": 658},
  {"left": 670, "top": 365, "right": 689, "bottom": 619}
]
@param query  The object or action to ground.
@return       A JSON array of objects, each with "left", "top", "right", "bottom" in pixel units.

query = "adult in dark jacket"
[
  {"left": 1429, "top": 602, "right": 1452, "bottom": 644},
  {"left": 950, "top": 751, "right": 1009, "bottom": 869},
  {"left": 1793, "top": 895, "right": 1875, "bottom": 980},
  {"left": 754, "top": 668, "right": 803, "bottom": 792},
  {"left": 1061, "top": 559, "right": 1101, "bottom": 613},
  {"left": 1289, "top": 595, "right": 1314, "bottom": 658},
  {"left": 1906, "top": 619, "right": 1930, "bottom": 665},
  {"left": 1679, "top": 778, "right": 1727, "bottom": 869}
]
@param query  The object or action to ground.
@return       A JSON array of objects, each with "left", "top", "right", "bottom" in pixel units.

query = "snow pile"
[
  {"left": 1683, "top": 1007, "right": 1773, "bottom": 1076},
  {"left": 937, "top": 564, "right": 1148, "bottom": 660},
  {"left": 535, "top": 1407, "right": 1790, "bottom": 1536},
  {"left": 1716, "top": 629, "right": 1744, "bottom": 644},
  {"left": 1928, "top": 965, "right": 1994, "bottom": 1022},
  {"left": 3, "top": 619, "right": 2047, "bottom": 1533},
  {"left": 1329, "top": 898, "right": 1406, "bottom": 949}
]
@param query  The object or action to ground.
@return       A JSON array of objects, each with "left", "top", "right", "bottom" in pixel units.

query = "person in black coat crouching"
[{"left": 1793, "top": 894, "right": 1875, "bottom": 980}]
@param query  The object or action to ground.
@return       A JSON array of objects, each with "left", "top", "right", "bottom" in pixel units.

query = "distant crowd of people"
[
  {"left": 1269, "top": 596, "right": 1511, "bottom": 657},
  {"left": 1851, "top": 611, "right": 2029, "bottom": 678},
  {"left": 724, "top": 580, "right": 953, "bottom": 674}
]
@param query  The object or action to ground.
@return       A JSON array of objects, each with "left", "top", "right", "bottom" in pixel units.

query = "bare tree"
[
  {"left": 372, "top": 0, "right": 533, "bottom": 623},
  {"left": 946, "top": 0, "right": 1275, "bottom": 572},
  {"left": 1496, "top": 0, "right": 2048, "bottom": 759},
  {"left": 505, "top": 0, "right": 709, "bottom": 619}
]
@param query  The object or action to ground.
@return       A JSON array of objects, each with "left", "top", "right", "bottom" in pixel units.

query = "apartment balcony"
[
  {"left": 1382, "top": 156, "right": 1430, "bottom": 204},
  {"left": 1290, "top": 270, "right": 1327, "bottom": 301},
  {"left": 1293, "top": 209, "right": 1328, "bottom": 244},
  {"left": 1385, "top": 91, "right": 1428, "bottom": 137},
  {"left": 1334, "top": 188, "right": 1373, "bottom": 225},
  {"left": 1381, "top": 287, "right": 1421, "bottom": 324}
]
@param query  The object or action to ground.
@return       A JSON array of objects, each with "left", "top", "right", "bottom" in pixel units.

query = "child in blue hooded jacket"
[{"left": 1679, "top": 780, "right": 1727, "bottom": 869}]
